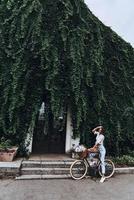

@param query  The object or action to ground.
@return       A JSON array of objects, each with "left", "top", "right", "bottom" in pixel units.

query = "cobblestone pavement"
[{"left": 0, "top": 174, "right": 133, "bottom": 200}]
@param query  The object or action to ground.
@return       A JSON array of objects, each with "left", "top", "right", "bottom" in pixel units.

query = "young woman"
[{"left": 88, "top": 125, "right": 106, "bottom": 183}]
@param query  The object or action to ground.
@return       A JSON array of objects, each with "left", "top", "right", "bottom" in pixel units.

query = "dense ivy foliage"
[{"left": 0, "top": 0, "right": 134, "bottom": 155}]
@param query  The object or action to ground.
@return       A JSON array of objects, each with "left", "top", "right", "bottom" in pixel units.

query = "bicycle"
[{"left": 70, "top": 149, "right": 115, "bottom": 180}]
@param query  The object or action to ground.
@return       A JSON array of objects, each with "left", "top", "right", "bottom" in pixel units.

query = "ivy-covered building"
[{"left": 0, "top": 0, "right": 134, "bottom": 156}]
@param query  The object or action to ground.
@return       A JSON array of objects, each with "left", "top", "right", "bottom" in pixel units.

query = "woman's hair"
[{"left": 100, "top": 126, "right": 105, "bottom": 134}]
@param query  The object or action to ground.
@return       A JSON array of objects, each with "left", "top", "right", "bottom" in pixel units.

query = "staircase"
[{"left": 16, "top": 159, "right": 74, "bottom": 180}]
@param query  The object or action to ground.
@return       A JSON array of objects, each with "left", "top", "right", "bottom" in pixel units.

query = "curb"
[{"left": 115, "top": 167, "right": 134, "bottom": 174}]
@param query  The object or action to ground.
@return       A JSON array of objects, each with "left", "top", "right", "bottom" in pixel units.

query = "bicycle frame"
[
  {"left": 83, "top": 157, "right": 100, "bottom": 175},
  {"left": 83, "top": 151, "right": 100, "bottom": 166}
]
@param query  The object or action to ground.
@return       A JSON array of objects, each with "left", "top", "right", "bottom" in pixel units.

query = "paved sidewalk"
[{"left": 0, "top": 174, "right": 134, "bottom": 200}]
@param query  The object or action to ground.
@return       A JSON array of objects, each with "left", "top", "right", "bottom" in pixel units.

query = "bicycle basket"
[{"left": 78, "top": 149, "right": 88, "bottom": 159}]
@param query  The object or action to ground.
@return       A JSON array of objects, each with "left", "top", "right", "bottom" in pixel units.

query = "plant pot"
[{"left": 0, "top": 147, "right": 18, "bottom": 162}]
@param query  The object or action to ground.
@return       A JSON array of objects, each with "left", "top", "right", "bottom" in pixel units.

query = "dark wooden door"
[{"left": 32, "top": 112, "right": 66, "bottom": 154}]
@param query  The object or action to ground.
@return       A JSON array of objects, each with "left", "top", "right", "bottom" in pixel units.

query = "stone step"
[
  {"left": 22, "top": 161, "right": 41, "bottom": 168},
  {"left": 22, "top": 160, "right": 73, "bottom": 168},
  {"left": 16, "top": 175, "right": 42, "bottom": 180},
  {"left": 16, "top": 174, "right": 71, "bottom": 180},
  {"left": 41, "top": 161, "right": 73, "bottom": 168},
  {"left": 21, "top": 167, "right": 70, "bottom": 175}
]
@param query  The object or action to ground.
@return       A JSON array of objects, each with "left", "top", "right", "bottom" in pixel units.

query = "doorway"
[{"left": 32, "top": 102, "right": 66, "bottom": 154}]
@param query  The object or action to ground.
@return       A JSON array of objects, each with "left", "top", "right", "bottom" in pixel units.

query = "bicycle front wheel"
[
  {"left": 70, "top": 160, "right": 88, "bottom": 180},
  {"left": 98, "top": 159, "right": 115, "bottom": 178}
]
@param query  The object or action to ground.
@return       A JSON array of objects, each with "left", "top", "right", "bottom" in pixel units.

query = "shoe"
[{"left": 100, "top": 176, "right": 105, "bottom": 183}]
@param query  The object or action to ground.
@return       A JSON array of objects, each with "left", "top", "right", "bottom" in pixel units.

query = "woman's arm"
[
  {"left": 92, "top": 126, "right": 102, "bottom": 133},
  {"left": 88, "top": 144, "right": 99, "bottom": 152}
]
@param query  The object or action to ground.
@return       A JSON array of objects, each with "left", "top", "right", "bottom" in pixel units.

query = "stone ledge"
[
  {"left": 0, "top": 159, "right": 23, "bottom": 178},
  {"left": 115, "top": 167, "right": 134, "bottom": 174}
]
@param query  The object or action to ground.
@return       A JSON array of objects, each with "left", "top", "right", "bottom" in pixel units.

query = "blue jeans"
[{"left": 99, "top": 146, "right": 106, "bottom": 174}]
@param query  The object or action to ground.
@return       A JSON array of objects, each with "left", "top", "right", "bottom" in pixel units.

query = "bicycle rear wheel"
[
  {"left": 70, "top": 160, "right": 88, "bottom": 180},
  {"left": 98, "top": 159, "right": 115, "bottom": 178}
]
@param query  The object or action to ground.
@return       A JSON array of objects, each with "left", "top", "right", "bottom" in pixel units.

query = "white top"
[{"left": 94, "top": 131, "right": 104, "bottom": 147}]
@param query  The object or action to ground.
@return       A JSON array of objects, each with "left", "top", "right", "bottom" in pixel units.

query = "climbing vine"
[{"left": 0, "top": 0, "right": 134, "bottom": 155}]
